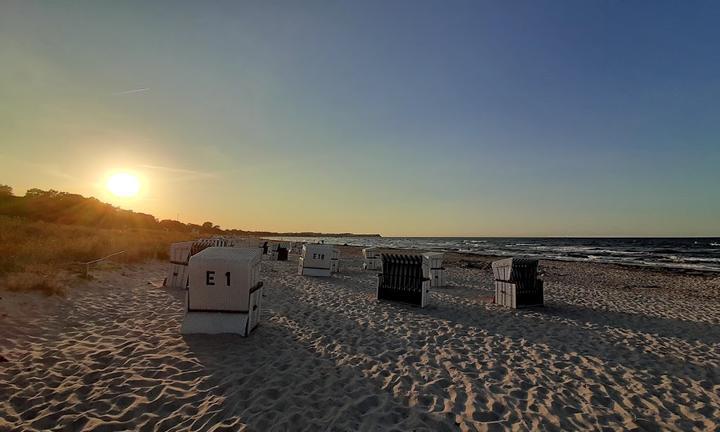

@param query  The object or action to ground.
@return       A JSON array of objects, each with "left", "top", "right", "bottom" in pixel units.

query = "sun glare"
[{"left": 107, "top": 173, "right": 140, "bottom": 197}]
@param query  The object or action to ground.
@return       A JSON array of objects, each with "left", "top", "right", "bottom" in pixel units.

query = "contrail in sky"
[
  {"left": 111, "top": 87, "right": 150, "bottom": 96},
  {"left": 139, "top": 164, "right": 213, "bottom": 176}
]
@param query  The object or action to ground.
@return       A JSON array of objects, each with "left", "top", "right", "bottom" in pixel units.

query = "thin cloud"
[
  {"left": 111, "top": 88, "right": 150, "bottom": 96},
  {"left": 0, "top": 154, "right": 74, "bottom": 180},
  {"left": 138, "top": 164, "right": 219, "bottom": 182}
]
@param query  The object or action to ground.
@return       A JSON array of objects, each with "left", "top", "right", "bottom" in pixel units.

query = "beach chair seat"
[
  {"left": 492, "top": 257, "right": 544, "bottom": 308},
  {"left": 377, "top": 254, "right": 431, "bottom": 307}
]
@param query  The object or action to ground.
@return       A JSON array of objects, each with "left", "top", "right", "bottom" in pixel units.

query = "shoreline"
[{"left": 276, "top": 241, "right": 720, "bottom": 278}]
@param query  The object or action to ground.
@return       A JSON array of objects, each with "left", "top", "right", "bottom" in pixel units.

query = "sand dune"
[{"left": 1, "top": 251, "right": 719, "bottom": 431}]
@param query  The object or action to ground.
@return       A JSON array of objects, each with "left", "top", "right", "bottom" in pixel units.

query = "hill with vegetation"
[{"left": 0, "top": 185, "right": 380, "bottom": 237}]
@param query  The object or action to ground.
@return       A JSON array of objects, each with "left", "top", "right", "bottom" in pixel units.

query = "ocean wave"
[
  {"left": 263, "top": 236, "right": 720, "bottom": 272},
  {"left": 587, "top": 249, "right": 645, "bottom": 255},
  {"left": 678, "top": 256, "right": 720, "bottom": 263}
]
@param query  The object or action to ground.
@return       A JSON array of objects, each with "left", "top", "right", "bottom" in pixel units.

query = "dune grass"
[
  {"left": 3, "top": 272, "right": 67, "bottom": 296},
  {"left": 0, "top": 216, "right": 195, "bottom": 294}
]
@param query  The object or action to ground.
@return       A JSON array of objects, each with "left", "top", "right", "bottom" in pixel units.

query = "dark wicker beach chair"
[
  {"left": 492, "top": 257, "right": 544, "bottom": 308},
  {"left": 377, "top": 254, "right": 431, "bottom": 307},
  {"left": 190, "top": 238, "right": 229, "bottom": 256}
]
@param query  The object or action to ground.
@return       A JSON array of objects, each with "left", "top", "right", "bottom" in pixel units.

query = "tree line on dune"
[{"left": 0, "top": 185, "right": 380, "bottom": 238}]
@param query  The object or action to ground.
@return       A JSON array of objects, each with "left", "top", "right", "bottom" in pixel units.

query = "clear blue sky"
[{"left": 1, "top": 0, "right": 719, "bottom": 236}]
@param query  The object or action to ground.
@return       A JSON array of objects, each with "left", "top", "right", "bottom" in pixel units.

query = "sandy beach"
[{"left": 1, "top": 246, "right": 719, "bottom": 431}]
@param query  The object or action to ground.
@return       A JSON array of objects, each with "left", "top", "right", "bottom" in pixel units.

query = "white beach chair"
[
  {"left": 362, "top": 247, "right": 382, "bottom": 271},
  {"left": 181, "top": 247, "right": 263, "bottom": 335},
  {"left": 492, "top": 257, "right": 544, "bottom": 308},
  {"left": 377, "top": 254, "right": 431, "bottom": 307},
  {"left": 298, "top": 244, "right": 335, "bottom": 277}
]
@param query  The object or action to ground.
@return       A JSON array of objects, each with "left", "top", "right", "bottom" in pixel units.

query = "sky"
[{"left": 1, "top": 0, "right": 719, "bottom": 236}]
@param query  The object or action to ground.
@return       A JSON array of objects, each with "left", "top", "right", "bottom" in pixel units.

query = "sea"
[{"left": 265, "top": 236, "right": 720, "bottom": 272}]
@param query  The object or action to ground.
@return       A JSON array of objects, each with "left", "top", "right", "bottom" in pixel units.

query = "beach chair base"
[
  {"left": 181, "top": 285, "right": 262, "bottom": 335},
  {"left": 181, "top": 312, "right": 256, "bottom": 336},
  {"left": 494, "top": 281, "right": 544, "bottom": 309},
  {"left": 298, "top": 263, "right": 332, "bottom": 277},
  {"left": 377, "top": 279, "right": 431, "bottom": 308}
]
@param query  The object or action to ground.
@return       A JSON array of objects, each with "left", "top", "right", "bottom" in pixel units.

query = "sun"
[{"left": 107, "top": 173, "right": 140, "bottom": 197}]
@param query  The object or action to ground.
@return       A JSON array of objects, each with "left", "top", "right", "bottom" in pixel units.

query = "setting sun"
[{"left": 107, "top": 173, "right": 140, "bottom": 197}]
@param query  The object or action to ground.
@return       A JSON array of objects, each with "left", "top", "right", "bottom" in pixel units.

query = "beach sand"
[{"left": 1, "top": 247, "right": 719, "bottom": 431}]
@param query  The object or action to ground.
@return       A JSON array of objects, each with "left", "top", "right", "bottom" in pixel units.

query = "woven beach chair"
[
  {"left": 377, "top": 254, "right": 431, "bottom": 307},
  {"left": 491, "top": 257, "right": 544, "bottom": 308}
]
